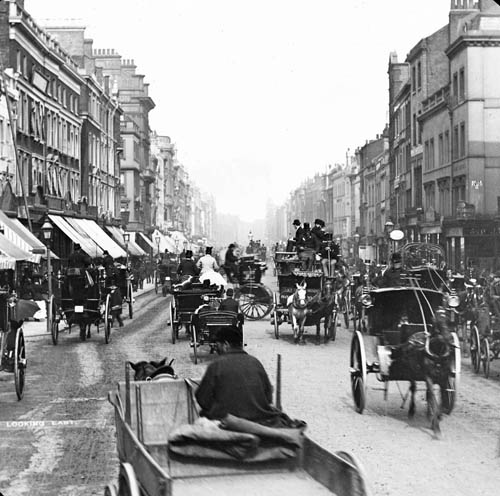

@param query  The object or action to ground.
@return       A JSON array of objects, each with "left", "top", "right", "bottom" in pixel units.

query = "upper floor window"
[
  {"left": 459, "top": 68, "right": 465, "bottom": 100},
  {"left": 417, "top": 61, "right": 422, "bottom": 91},
  {"left": 412, "top": 66, "right": 416, "bottom": 93}
]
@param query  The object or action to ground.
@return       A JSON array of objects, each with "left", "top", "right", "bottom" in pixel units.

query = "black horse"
[
  {"left": 304, "top": 277, "right": 337, "bottom": 344},
  {"left": 400, "top": 308, "right": 456, "bottom": 437},
  {"left": 128, "top": 358, "right": 176, "bottom": 381}
]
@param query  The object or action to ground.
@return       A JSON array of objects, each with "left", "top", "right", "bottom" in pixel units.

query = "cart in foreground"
[{"left": 105, "top": 370, "right": 370, "bottom": 496}]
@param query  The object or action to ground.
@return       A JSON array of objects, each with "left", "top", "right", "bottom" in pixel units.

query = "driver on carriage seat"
[
  {"left": 380, "top": 252, "right": 403, "bottom": 288},
  {"left": 195, "top": 326, "right": 305, "bottom": 429},
  {"left": 219, "top": 288, "right": 244, "bottom": 328}
]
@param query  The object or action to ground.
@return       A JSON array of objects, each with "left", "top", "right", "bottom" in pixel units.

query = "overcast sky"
[{"left": 28, "top": 0, "right": 450, "bottom": 221}]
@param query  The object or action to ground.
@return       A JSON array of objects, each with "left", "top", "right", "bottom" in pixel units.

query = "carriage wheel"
[
  {"left": 14, "top": 327, "right": 26, "bottom": 400},
  {"left": 79, "top": 322, "right": 87, "bottom": 341},
  {"left": 237, "top": 283, "right": 273, "bottom": 321},
  {"left": 104, "top": 294, "right": 112, "bottom": 344},
  {"left": 352, "top": 305, "right": 358, "bottom": 332},
  {"left": 49, "top": 296, "right": 59, "bottom": 346},
  {"left": 192, "top": 324, "right": 199, "bottom": 365},
  {"left": 470, "top": 325, "right": 480, "bottom": 373},
  {"left": 343, "top": 292, "right": 351, "bottom": 329},
  {"left": 441, "top": 332, "right": 460, "bottom": 414},
  {"left": 118, "top": 462, "right": 140, "bottom": 496},
  {"left": 481, "top": 338, "right": 490, "bottom": 379},
  {"left": 350, "top": 331, "right": 367, "bottom": 413},
  {"left": 460, "top": 320, "right": 468, "bottom": 357},
  {"left": 170, "top": 302, "right": 177, "bottom": 344},
  {"left": 154, "top": 270, "right": 158, "bottom": 294},
  {"left": 128, "top": 282, "right": 134, "bottom": 319},
  {"left": 272, "top": 293, "right": 280, "bottom": 339},
  {"left": 104, "top": 483, "right": 118, "bottom": 496},
  {"left": 343, "top": 303, "right": 349, "bottom": 329}
]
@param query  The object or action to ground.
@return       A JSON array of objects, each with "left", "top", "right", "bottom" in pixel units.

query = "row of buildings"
[
  {"left": 269, "top": 0, "right": 500, "bottom": 272},
  {"left": 0, "top": 0, "right": 215, "bottom": 259}
]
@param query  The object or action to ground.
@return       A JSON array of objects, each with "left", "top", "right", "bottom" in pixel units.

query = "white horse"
[{"left": 287, "top": 282, "right": 309, "bottom": 344}]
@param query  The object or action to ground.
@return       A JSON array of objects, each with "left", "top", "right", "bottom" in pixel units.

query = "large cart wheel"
[
  {"left": 127, "top": 282, "right": 134, "bottom": 319},
  {"left": 481, "top": 337, "right": 490, "bottom": 379},
  {"left": 104, "top": 294, "right": 112, "bottom": 344},
  {"left": 441, "top": 332, "right": 460, "bottom": 414},
  {"left": 170, "top": 302, "right": 177, "bottom": 344},
  {"left": 49, "top": 295, "right": 59, "bottom": 346},
  {"left": 470, "top": 325, "right": 480, "bottom": 373},
  {"left": 350, "top": 331, "right": 367, "bottom": 413},
  {"left": 104, "top": 483, "right": 118, "bottom": 496},
  {"left": 237, "top": 283, "right": 273, "bottom": 320},
  {"left": 272, "top": 293, "right": 280, "bottom": 339},
  {"left": 460, "top": 320, "right": 468, "bottom": 357},
  {"left": 192, "top": 324, "right": 199, "bottom": 365},
  {"left": 343, "top": 293, "right": 350, "bottom": 329},
  {"left": 118, "top": 462, "right": 140, "bottom": 496},
  {"left": 14, "top": 327, "right": 26, "bottom": 400}
]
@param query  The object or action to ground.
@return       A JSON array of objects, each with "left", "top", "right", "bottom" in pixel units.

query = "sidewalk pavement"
[{"left": 22, "top": 281, "right": 156, "bottom": 338}]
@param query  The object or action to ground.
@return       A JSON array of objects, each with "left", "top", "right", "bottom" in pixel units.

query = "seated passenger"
[
  {"left": 177, "top": 250, "right": 199, "bottom": 280},
  {"left": 195, "top": 326, "right": 283, "bottom": 426},
  {"left": 219, "top": 288, "right": 244, "bottom": 327}
]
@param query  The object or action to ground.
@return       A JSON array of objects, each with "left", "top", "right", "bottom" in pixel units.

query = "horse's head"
[
  {"left": 426, "top": 308, "right": 454, "bottom": 359},
  {"left": 293, "top": 282, "right": 308, "bottom": 309},
  {"left": 129, "top": 358, "right": 176, "bottom": 381}
]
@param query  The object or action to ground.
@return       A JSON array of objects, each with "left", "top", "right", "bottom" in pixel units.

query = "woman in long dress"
[{"left": 197, "top": 246, "right": 226, "bottom": 288}]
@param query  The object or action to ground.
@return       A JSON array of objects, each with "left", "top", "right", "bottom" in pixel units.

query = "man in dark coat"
[
  {"left": 68, "top": 244, "right": 91, "bottom": 269},
  {"left": 380, "top": 252, "right": 403, "bottom": 287},
  {"left": 292, "top": 219, "right": 304, "bottom": 255},
  {"left": 195, "top": 326, "right": 279, "bottom": 425},
  {"left": 219, "top": 288, "right": 244, "bottom": 328},
  {"left": 176, "top": 250, "right": 199, "bottom": 279}
]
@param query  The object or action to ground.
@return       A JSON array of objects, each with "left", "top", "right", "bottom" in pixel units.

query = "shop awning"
[
  {"left": 136, "top": 232, "right": 155, "bottom": 251},
  {"left": 0, "top": 233, "right": 33, "bottom": 262},
  {"left": 0, "top": 210, "right": 58, "bottom": 262},
  {"left": 0, "top": 255, "right": 16, "bottom": 270},
  {"left": 106, "top": 226, "right": 145, "bottom": 257},
  {"left": 68, "top": 218, "right": 126, "bottom": 259},
  {"left": 49, "top": 215, "right": 102, "bottom": 258},
  {"left": 151, "top": 229, "right": 176, "bottom": 254},
  {"left": 420, "top": 226, "right": 442, "bottom": 235}
]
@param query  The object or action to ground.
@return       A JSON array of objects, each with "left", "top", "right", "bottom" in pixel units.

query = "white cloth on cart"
[{"left": 200, "top": 270, "right": 226, "bottom": 288}]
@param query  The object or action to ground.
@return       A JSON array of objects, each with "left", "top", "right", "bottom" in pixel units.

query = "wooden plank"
[{"left": 138, "top": 380, "right": 190, "bottom": 446}]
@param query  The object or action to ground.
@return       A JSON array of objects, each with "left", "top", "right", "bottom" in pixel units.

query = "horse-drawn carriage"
[
  {"left": 105, "top": 364, "right": 370, "bottom": 496},
  {"left": 271, "top": 252, "right": 337, "bottom": 343},
  {"left": 350, "top": 284, "right": 460, "bottom": 434},
  {"left": 49, "top": 264, "right": 133, "bottom": 344},
  {"left": 0, "top": 290, "right": 27, "bottom": 400}
]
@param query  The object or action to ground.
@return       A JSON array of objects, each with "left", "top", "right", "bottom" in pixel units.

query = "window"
[
  {"left": 424, "top": 140, "right": 430, "bottom": 170},
  {"left": 418, "top": 120, "right": 422, "bottom": 145},
  {"left": 438, "top": 133, "right": 444, "bottom": 165},
  {"left": 459, "top": 68, "right": 465, "bottom": 100},
  {"left": 453, "top": 72, "right": 458, "bottom": 97},
  {"left": 412, "top": 113, "right": 417, "bottom": 145},
  {"left": 453, "top": 125, "right": 459, "bottom": 160},
  {"left": 444, "top": 130, "right": 450, "bottom": 164},
  {"left": 412, "top": 66, "right": 416, "bottom": 92},
  {"left": 16, "top": 50, "right": 21, "bottom": 73},
  {"left": 429, "top": 138, "right": 435, "bottom": 169},
  {"left": 460, "top": 122, "right": 466, "bottom": 157},
  {"left": 417, "top": 61, "right": 422, "bottom": 91}
]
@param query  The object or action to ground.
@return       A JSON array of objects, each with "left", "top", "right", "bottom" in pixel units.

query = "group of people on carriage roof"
[{"left": 288, "top": 218, "right": 341, "bottom": 276}]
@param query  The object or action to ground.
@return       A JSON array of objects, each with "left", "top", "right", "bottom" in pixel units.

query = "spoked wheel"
[
  {"left": 272, "top": 293, "right": 280, "bottom": 339},
  {"left": 118, "top": 462, "right": 140, "bottom": 496},
  {"left": 342, "top": 299, "right": 349, "bottom": 329},
  {"left": 441, "top": 332, "right": 460, "bottom": 414},
  {"left": 169, "top": 300, "right": 177, "bottom": 344},
  {"left": 460, "top": 320, "right": 469, "bottom": 357},
  {"left": 79, "top": 322, "right": 87, "bottom": 341},
  {"left": 104, "top": 294, "right": 112, "bottom": 344},
  {"left": 49, "top": 295, "right": 59, "bottom": 345},
  {"left": 237, "top": 283, "right": 273, "bottom": 320},
  {"left": 192, "top": 324, "right": 199, "bottom": 365},
  {"left": 14, "top": 327, "right": 26, "bottom": 400},
  {"left": 128, "top": 282, "right": 134, "bottom": 319},
  {"left": 343, "top": 292, "right": 351, "bottom": 329},
  {"left": 481, "top": 337, "right": 490, "bottom": 379},
  {"left": 470, "top": 325, "right": 480, "bottom": 373},
  {"left": 350, "top": 331, "right": 367, "bottom": 413}
]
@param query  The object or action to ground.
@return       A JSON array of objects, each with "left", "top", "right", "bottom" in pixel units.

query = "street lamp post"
[
  {"left": 123, "top": 232, "right": 130, "bottom": 268},
  {"left": 155, "top": 234, "right": 160, "bottom": 258},
  {"left": 353, "top": 232, "right": 360, "bottom": 262},
  {"left": 41, "top": 218, "right": 53, "bottom": 334}
]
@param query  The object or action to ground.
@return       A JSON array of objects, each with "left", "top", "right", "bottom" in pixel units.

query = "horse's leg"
[
  {"left": 299, "top": 313, "right": 306, "bottom": 344},
  {"left": 426, "top": 376, "right": 441, "bottom": 437},
  {"left": 289, "top": 308, "right": 298, "bottom": 344},
  {"left": 315, "top": 320, "right": 320, "bottom": 345},
  {"left": 408, "top": 380, "right": 416, "bottom": 418}
]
